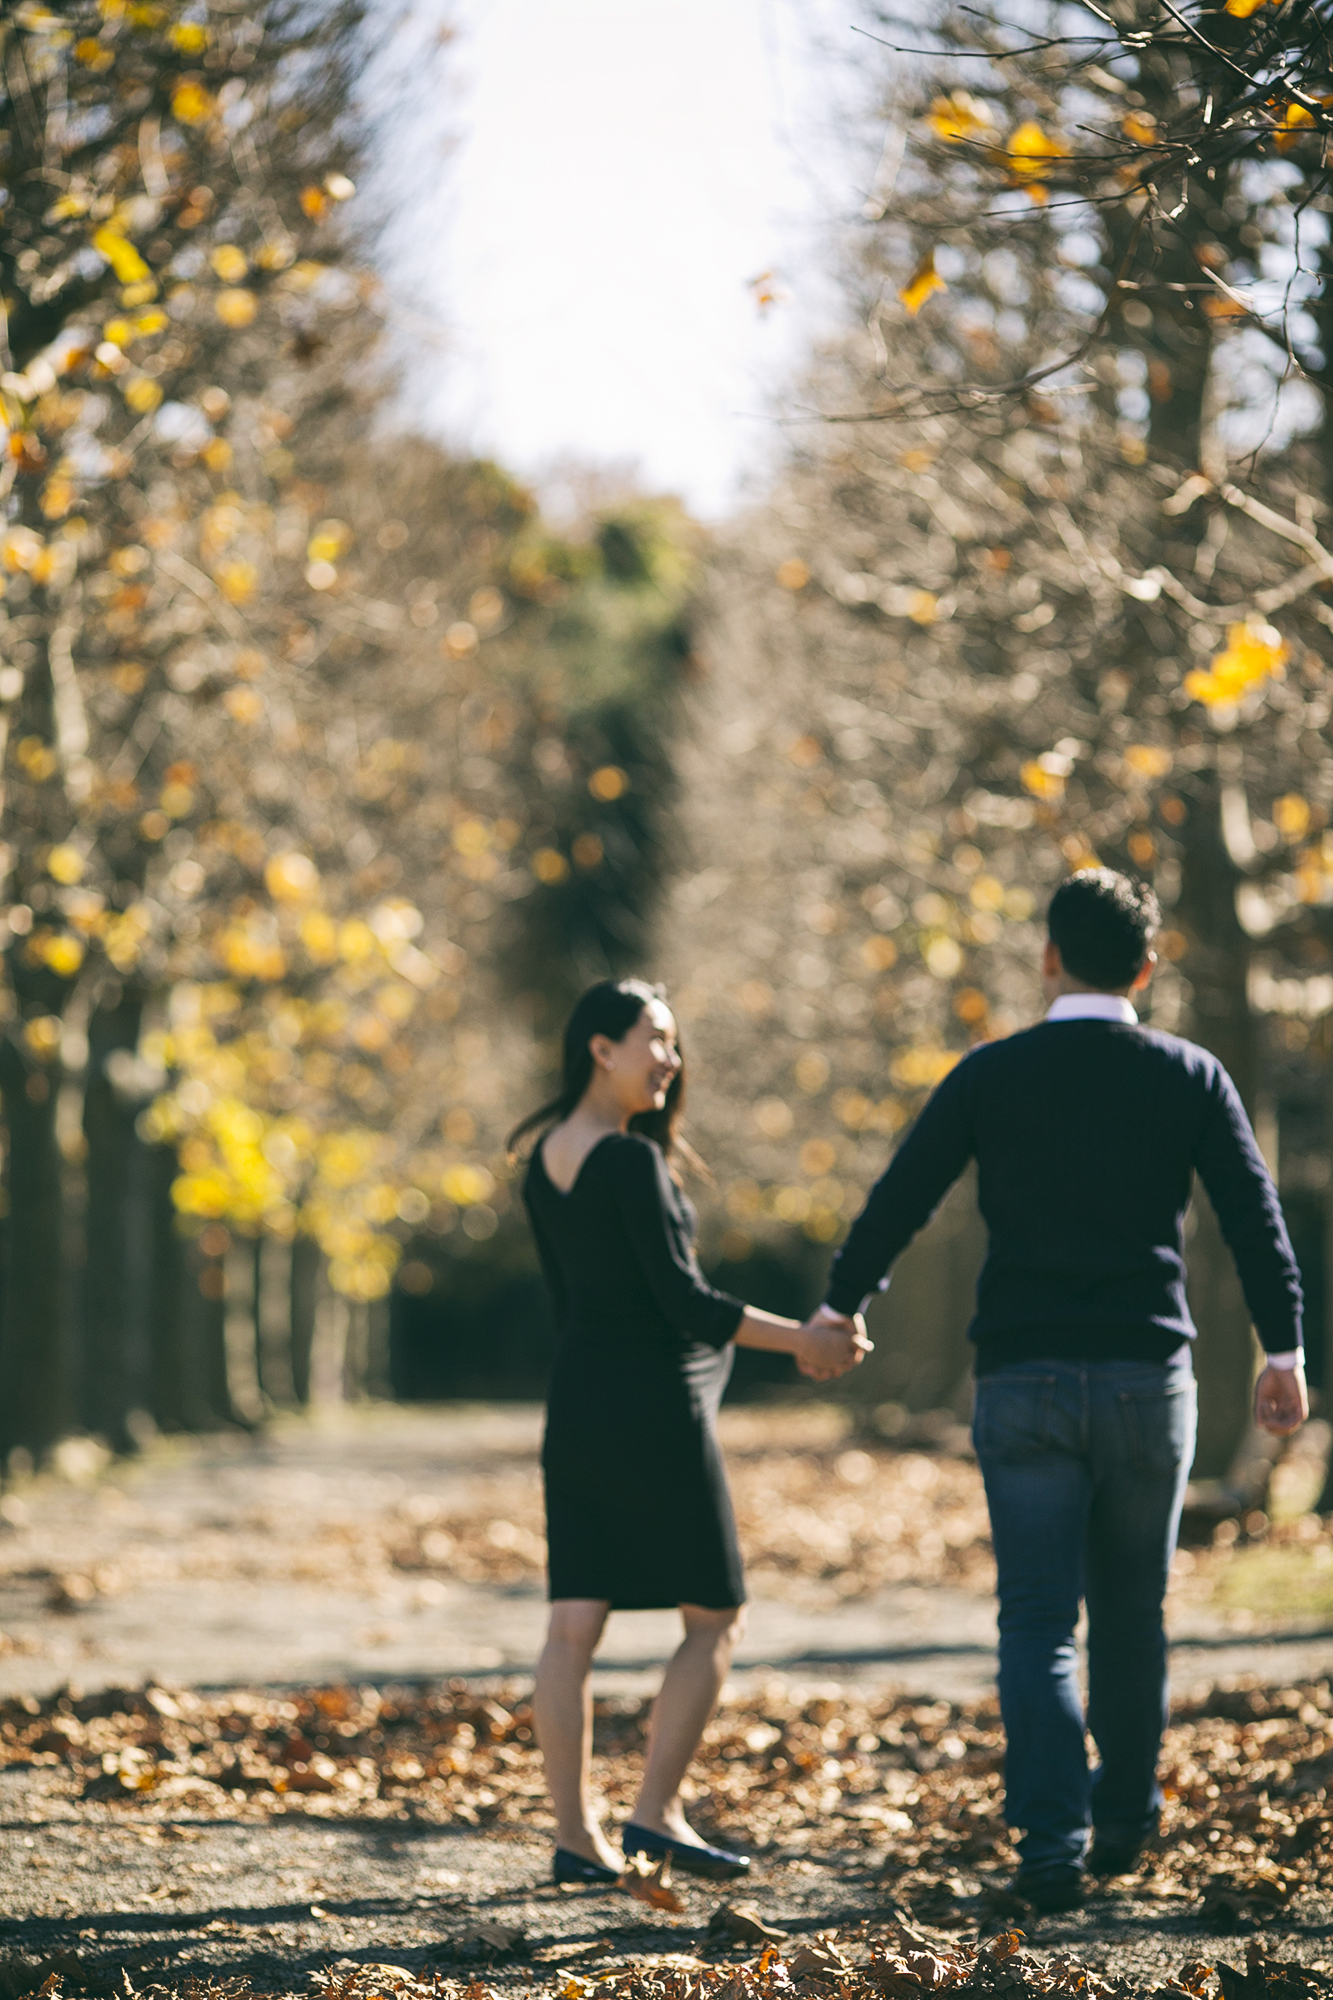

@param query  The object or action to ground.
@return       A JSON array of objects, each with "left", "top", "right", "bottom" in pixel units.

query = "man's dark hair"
[{"left": 1047, "top": 869, "right": 1160, "bottom": 990}]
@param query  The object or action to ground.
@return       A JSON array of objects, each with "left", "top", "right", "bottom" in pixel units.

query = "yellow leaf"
[
  {"left": 1122, "top": 112, "right": 1159, "bottom": 146},
  {"left": 214, "top": 559, "right": 257, "bottom": 605},
  {"left": 92, "top": 227, "right": 150, "bottom": 284},
  {"left": 24, "top": 1016, "right": 62, "bottom": 1058},
  {"left": 307, "top": 519, "right": 352, "bottom": 563},
  {"left": 889, "top": 1044, "right": 960, "bottom": 1090},
  {"left": 168, "top": 22, "right": 209, "bottom": 51},
  {"left": 588, "top": 765, "right": 628, "bottom": 801},
  {"left": 339, "top": 919, "right": 377, "bottom": 963},
  {"left": 900, "top": 251, "right": 946, "bottom": 316},
  {"left": 300, "top": 910, "right": 338, "bottom": 962},
  {"left": 532, "top": 847, "right": 569, "bottom": 885},
  {"left": 1185, "top": 619, "right": 1287, "bottom": 709},
  {"left": 171, "top": 80, "right": 214, "bottom": 125},
  {"left": 1124, "top": 743, "right": 1173, "bottom": 780},
  {"left": 1274, "top": 102, "right": 1317, "bottom": 153},
  {"left": 1021, "top": 759, "right": 1066, "bottom": 801},
  {"left": 47, "top": 844, "right": 84, "bottom": 885},
  {"left": 40, "top": 477, "right": 76, "bottom": 521},
  {"left": 1202, "top": 291, "right": 1249, "bottom": 319},
  {"left": 123, "top": 375, "right": 163, "bottom": 414},
  {"left": 74, "top": 35, "right": 114, "bottom": 68},
  {"left": 1006, "top": 120, "right": 1069, "bottom": 203},
  {"left": 210, "top": 244, "right": 249, "bottom": 283},
  {"left": 300, "top": 185, "right": 331, "bottom": 221},
  {"left": 265, "top": 852, "right": 320, "bottom": 904},
  {"left": 2, "top": 527, "right": 45, "bottom": 572},
  {"left": 224, "top": 687, "right": 264, "bottom": 726},
  {"left": 1225, "top": 0, "right": 1275, "bottom": 14},
  {"left": 42, "top": 934, "right": 84, "bottom": 979},
  {"left": 927, "top": 91, "right": 995, "bottom": 144},
  {"left": 215, "top": 288, "right": 258, "bottom": 328},
  {"left": 776, "top": 557, "right": 810, "bottom": 590},
  {"left": 1274, "top": 794, "right": 1311, "bottom": 841}
]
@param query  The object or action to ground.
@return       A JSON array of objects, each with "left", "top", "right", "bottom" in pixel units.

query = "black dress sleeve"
[
  {"left": 523, "top": 1175, "right": 570, "bottom": 1330},
  {"left": 608, "top": 1135, "right": 745, "bottom": 1348}
]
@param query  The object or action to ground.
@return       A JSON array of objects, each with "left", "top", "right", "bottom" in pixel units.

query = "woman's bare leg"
[
  {"left": 532, "top": 1598, "right": 618, "bottom": 1868},
  {"left": 630, "top": 1604, "right": 746, "bottom": 1843}
]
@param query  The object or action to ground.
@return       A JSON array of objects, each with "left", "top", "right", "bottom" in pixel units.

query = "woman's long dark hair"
[{"left": 507, "top": 978, "right": 694, "bottom": 1166}]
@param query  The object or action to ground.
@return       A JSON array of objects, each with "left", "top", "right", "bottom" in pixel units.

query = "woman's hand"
[
  {"left": 733, "top": 1305, "right": 872, "bottom": 1377},
  {"left": 795, "top": 1311, "right": 873, "bottom": 1381}
]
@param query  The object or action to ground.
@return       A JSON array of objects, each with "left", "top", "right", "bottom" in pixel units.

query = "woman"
[{"left": 511, "top": 978, "right": 869, "bottom": 1886}]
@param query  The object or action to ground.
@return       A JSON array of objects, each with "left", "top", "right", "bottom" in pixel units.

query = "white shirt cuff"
[{"left": 1265, "top": 1350, "right": 1304, "bottom": 1370}]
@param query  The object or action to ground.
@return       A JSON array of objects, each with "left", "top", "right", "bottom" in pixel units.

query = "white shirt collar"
[{"left": 1045, "top": 993, "right": 1140, "bottom": 1026}]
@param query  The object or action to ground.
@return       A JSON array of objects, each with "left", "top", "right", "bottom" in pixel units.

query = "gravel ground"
[
  {"left": 1, "top": 1754, "right": 1330, "bottom": 2000},
  {"left": 2, "top": 1407, "right": 1328, "bottom": 1700},
  {"left": 0, "top": 1407, "right": 1330, "bottom": 1999}
]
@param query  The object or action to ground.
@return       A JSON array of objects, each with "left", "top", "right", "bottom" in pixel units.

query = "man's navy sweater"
[{"left": 824, "top": 1018, "right": 1304, "bottom": 1370}]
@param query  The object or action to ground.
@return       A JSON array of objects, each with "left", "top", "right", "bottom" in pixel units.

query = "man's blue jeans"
[{"left": 972, "top": 1356, "right": 1197, "bottom": 1871}]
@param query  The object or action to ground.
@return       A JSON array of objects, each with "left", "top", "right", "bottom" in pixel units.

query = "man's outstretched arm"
[{"left": 821, "top": 1057, "right": 976, "bottom": 1318}]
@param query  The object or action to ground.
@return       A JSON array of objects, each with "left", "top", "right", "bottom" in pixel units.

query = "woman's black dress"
[{"left": 523, "top": 1131, "right": 747, "bottom": 1610}]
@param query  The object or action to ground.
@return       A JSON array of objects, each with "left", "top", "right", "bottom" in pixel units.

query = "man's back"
[
  {"left": 820, "top": 868, "right": 1307, "bottom": 1912},
  {"left": 825, "top": 1016, "right": 1302, "bottom": 1367}
]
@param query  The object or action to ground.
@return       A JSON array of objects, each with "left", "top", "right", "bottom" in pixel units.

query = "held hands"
[
  {"left": 1255, "top": 1362, "right": 1309, "bottom": 1436},
  {"left": 795, "top": 1310, "right": 873, "bottom": 1382}
]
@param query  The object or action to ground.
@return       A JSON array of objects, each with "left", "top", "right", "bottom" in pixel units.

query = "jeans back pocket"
[
  {"left": 973, "top": 1373, "right": 1060, "bottom": 1462},
  {"left": 1117, "top": 1379, "right": 1197, "bottom": 1472}
]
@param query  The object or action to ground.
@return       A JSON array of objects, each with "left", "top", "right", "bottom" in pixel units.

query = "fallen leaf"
[
  {"left": 708, "top": 1903, "right": 790, "bottom": 1945},
  {"left": 789, "top": 1940, "right": 852, "bottom": 1977},
  {"left": 618, "top": 1852, "right": 684, "bottom": 1913}
]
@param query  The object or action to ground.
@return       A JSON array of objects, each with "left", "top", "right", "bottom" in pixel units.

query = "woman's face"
[{"left": 602, "top": 998, "right": 680, "bottom": 1114}]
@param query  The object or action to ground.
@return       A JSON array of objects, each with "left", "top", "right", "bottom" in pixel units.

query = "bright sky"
[{"left": 373, "top": 0, "right": 870, "bottom": 519}]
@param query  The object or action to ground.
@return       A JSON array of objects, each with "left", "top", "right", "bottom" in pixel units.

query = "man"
[{"left": 812, "top": 869, "right": 1307, "bottom": 1912}]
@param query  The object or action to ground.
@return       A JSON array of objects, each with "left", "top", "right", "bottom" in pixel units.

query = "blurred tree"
[
  {"left": 654, "top": 1, "right": 1333, "bottom": 1472},
  {"left": 0, "top": 2, "right": 710, "bottom": 1453}
]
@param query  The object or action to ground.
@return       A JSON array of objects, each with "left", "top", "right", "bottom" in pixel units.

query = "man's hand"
[
  {"left": 1255, "top": 1362, "right": 1308, "bottom": 1436},
  {"left": 795, "top": 1311, "right": 873, "bottom": 1382}
]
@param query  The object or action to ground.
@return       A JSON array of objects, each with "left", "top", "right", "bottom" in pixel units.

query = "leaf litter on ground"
[{"left": 4, "top": 1674, "right": 1332, "bottom": 1926}]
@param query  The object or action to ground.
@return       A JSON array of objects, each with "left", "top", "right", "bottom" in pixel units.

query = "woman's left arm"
[
  {"left": 611, "top": 1138, "right": 869, "bottom": 1376},
  {"left": 609, "top": 1136, "right": 745, "bottom": 1346},
  {"left": 735, "top": 1306, "right": 871, "bottom": 1381}
]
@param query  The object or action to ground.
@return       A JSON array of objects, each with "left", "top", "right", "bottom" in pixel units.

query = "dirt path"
[
  {"left": 0, "top": 1405, "right": 1328, "bottom": 1701},
  {"left": 1, "top": 1411, "right": 1331, "bottom": 1999}
]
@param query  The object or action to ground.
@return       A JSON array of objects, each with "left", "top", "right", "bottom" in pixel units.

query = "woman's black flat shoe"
[
  {"left": 554, "top": 1847, "right": 621, "bottom": 1886},
  {"left": 621, "top": 1822, "right": 750, "bottom": 1880}
]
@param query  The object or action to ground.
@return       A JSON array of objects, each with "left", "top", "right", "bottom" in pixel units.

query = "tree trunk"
[
  {"left": 255, "top": 1236, "right": 297, "bottom": 1405},
  {"left": 290, "top": 1235, "right": 320, "bottom": 1405},
  {"left": 0, "top": 1041, "right": 66, "bottom": 1460},
  {"left": 81, "top": 992, "right": 149, "bottom": 1452},
  {"left": 184, "top": 1232, "right": 236, "bottom": 1429},
  {"left": 147, "top": 1145, "right": 190, "bottom": 1432}
]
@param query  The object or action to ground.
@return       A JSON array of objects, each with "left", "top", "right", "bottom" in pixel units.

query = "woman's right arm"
[{"left": 734, "top": 1306, "right": 871, "bottom": 1381}]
